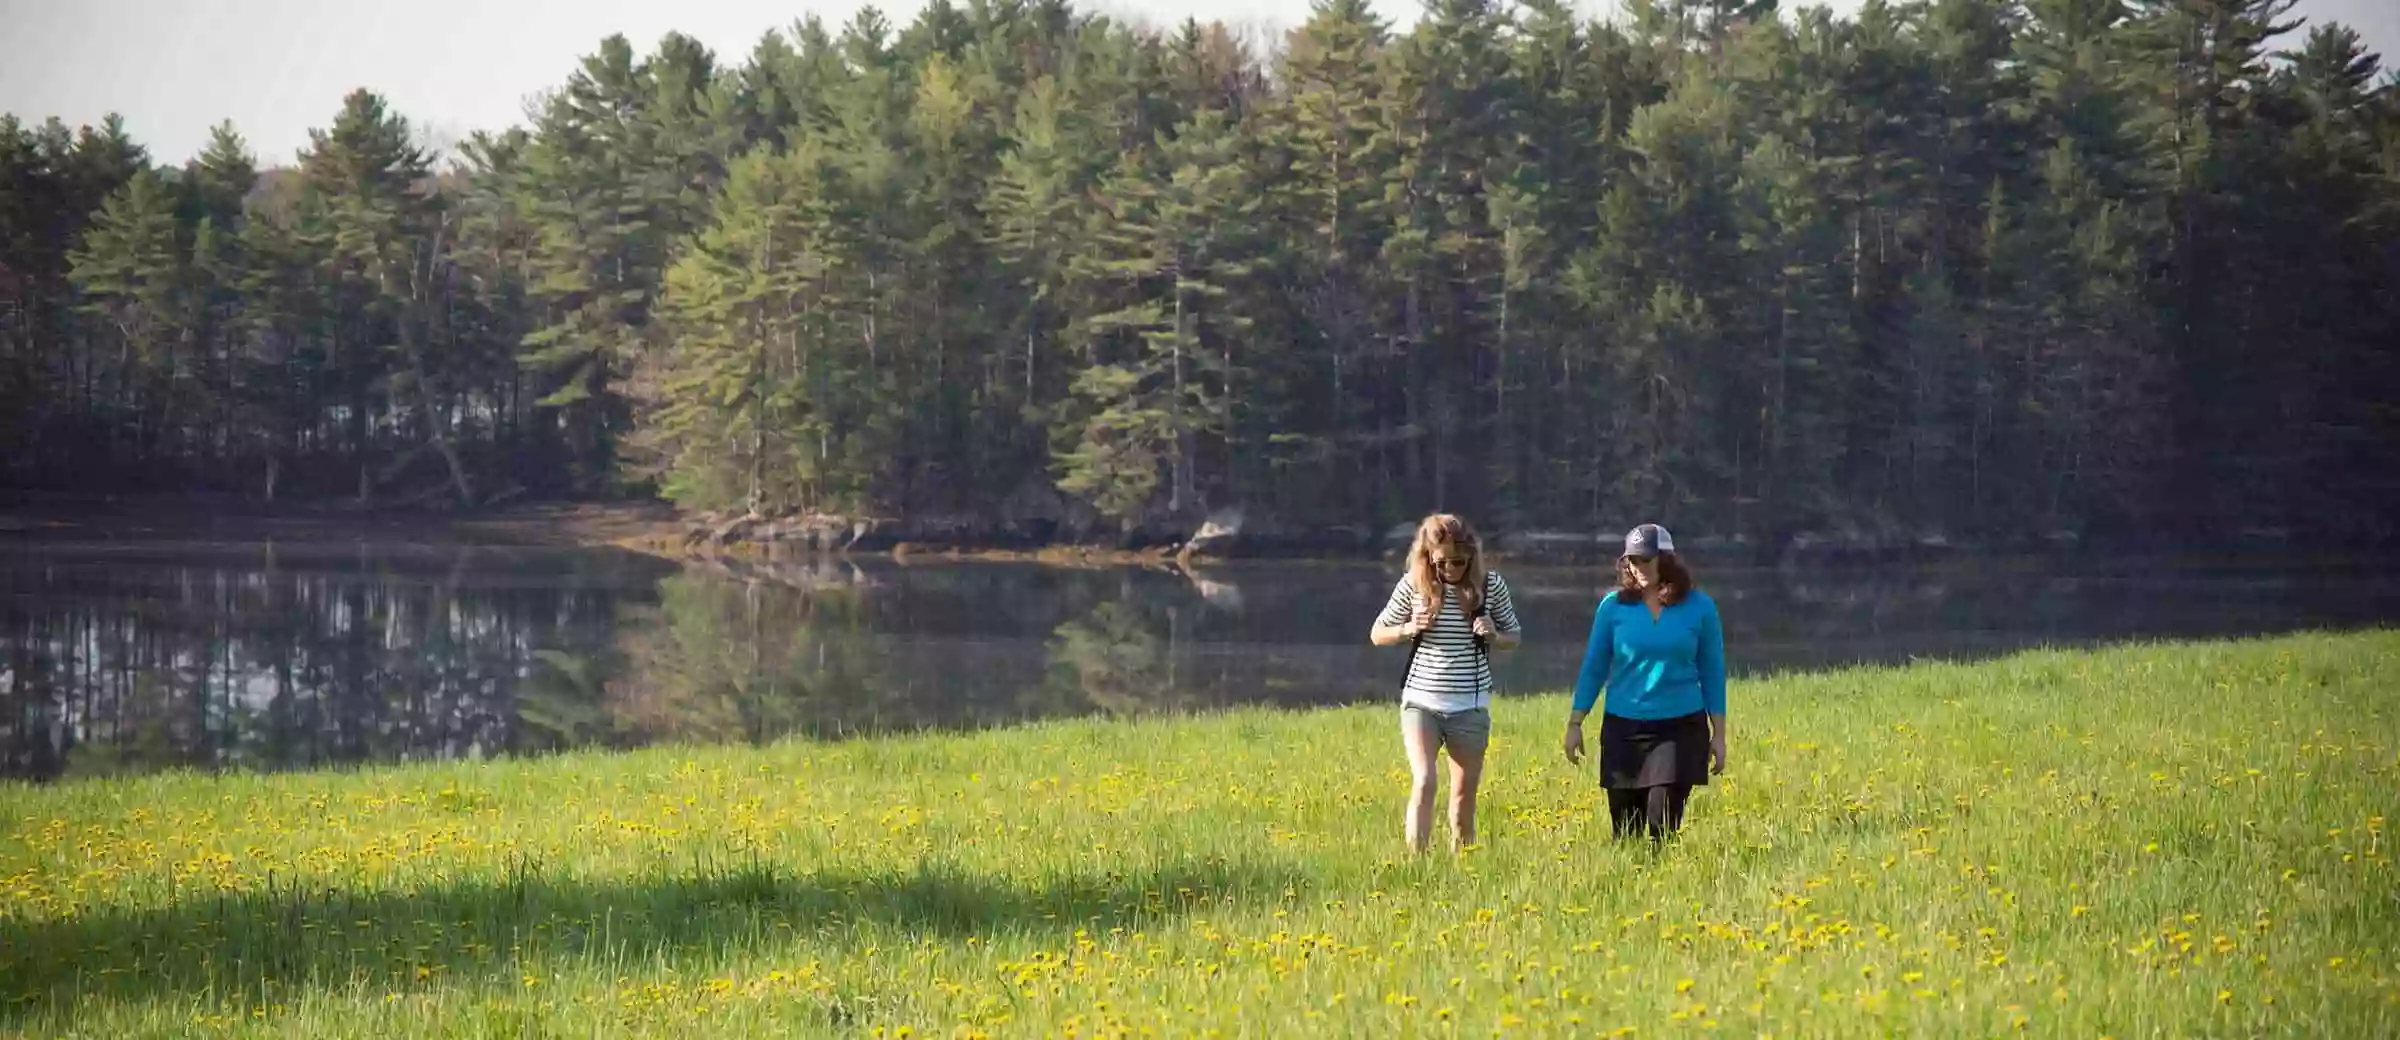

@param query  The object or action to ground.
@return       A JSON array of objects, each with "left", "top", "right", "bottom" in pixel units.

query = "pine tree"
[
  {"left": 986, "top": 75, "right": 1088, "bottom": 422},
  {"left": 517, "top": 33, "right": 729, "bottom": 495},
  {"left": 2265, "top": 24, "right": 2398, "bottom": 536},
  {"left": 294, "top": 88, "right": 444, "bottom": 501},
  {"left": 1270, "top": 0, "right": 1394, "bottom": 518},
  {"left": 1377, "top": 0, "right": 1517, "bottom": 512},
  {"left": 1149, "top": 109, "right": 1261, "bottom": 510},
  {"left": 647, "top": 140, "right": 891, "bottom": 515},
  {"left": 646, "top": 147, "right": 804, "bottom": 513},
  {"left": 0, "top": 118, "right": 44, "bottom": 481},
  {"left": 2002, "top": 0, "right": 2175, "bottom": 532},
  {"left": 1051, "top": 112, "right": 1258, "bottom": 530},
  {"left": 183, "top": 124, "right": 259, "bottom": 481},
  {"left": 2126, "top": 0, "right": 2305, "bottom": 530},
  {"left": 905, "top": 53, "right": 1007, "bottom": 505},
  {"left": 67, "top": 169, "right": 186, "bottom": 465}
]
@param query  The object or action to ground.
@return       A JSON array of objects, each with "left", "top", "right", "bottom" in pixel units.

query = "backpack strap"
[
  {"left": 1403, "top": 584, "right": 1425, "bottom": 688},
  {"left": 1403, "top": 576, "right": 1498, "bottom": 689},
  {"left": 1470, "top": 571, "right": 1494, "bottom": 656},
  {"left": 1476, "top": 572, "right": 1500, "bottom": 703}
]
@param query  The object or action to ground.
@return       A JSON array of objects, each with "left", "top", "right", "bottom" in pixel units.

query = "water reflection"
[
  {"left": 606, "top": 558, "right": 1275, "bottom": 741},
  {"left": 0, "top": 542, "right": 671, "bottom": 782},
  {"left": 3, "top": 543, "right": 2393, "bottom": 781}
]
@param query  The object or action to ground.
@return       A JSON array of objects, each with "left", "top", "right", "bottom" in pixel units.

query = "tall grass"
[{"left": 5, "top": 631, "right": 2395, "bottom": 1037}]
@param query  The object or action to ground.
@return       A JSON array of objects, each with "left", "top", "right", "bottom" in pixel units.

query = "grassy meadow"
[{"left": 4, "top": 630, "right": 2396, "bottom": 1037}]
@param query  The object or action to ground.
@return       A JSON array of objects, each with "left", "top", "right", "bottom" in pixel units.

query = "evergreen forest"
[{"left": 4, "top": 0, "right": 2396, "bottom": 548}]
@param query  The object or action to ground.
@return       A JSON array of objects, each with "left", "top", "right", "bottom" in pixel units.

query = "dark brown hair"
[{"left": 1615, "top": 551, "right": 1694, "bottom": 606}]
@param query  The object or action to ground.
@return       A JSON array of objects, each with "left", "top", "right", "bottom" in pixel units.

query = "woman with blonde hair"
[{"left": 1370, "top": 513, "right": 1522, "bottom": 854}]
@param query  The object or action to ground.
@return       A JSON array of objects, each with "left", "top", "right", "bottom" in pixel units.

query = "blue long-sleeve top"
[{"left": 1570, "top": 589, "right": 1727, "bottom": 718}]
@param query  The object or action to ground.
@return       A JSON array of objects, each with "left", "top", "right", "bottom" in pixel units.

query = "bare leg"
[
  {"left": 1401, "top": 709, "right": 1442, "bottom": 855},
  {"left": 1445, "top": 736, "right": 1486, "bottom": 851}
]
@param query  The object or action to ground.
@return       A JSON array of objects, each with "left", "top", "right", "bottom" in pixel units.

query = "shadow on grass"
[{"left": 1, "top": 853, "right": 1307, "bottom": 1021}]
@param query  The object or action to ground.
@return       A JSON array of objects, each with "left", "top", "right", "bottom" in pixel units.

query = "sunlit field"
[{"left": 6, "top": 630, "right": 2394, "bottom": 1037}]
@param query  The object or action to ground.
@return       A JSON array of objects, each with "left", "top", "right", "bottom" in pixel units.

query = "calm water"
[{"left": 3, "top": 541, "right": 2395, "bottom": 781}]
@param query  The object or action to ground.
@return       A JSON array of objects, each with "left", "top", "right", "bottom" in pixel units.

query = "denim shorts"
[{"left": 1401, "top": 703, "right": 1491, "bottom": 754}]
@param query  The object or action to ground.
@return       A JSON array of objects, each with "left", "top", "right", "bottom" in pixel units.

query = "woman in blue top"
[{"left": 1561, "top": 523, "right": 1727, "bottom": 842}]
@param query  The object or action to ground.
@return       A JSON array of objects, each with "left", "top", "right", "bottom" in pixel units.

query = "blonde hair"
[{"left": 1406, "top": 513, "right": 1486, "bottom": 620}]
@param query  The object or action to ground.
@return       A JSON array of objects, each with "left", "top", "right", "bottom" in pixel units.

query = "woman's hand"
[
  {"left": 1562, "top": 721, "right": 1585, "bottom": 765},
  {"left": 1709, "top": 728, "right": 1727, "bottom": 775},
  {"left": 1473, "top": 615, "right": 1520, "bottom": 651}
]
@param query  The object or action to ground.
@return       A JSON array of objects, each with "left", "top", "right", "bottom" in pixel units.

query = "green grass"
[{"left": 5, "top": 631, "right": 2396, "bottom": 1038}]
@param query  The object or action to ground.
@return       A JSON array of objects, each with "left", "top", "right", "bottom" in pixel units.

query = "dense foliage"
[{"left": 4, "top": 0, "right": 2396, "bottom": 544}]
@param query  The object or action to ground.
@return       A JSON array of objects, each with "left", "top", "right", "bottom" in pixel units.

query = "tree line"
[{"left": 3, "top": 0, "right": 2396, "bottom": 547}]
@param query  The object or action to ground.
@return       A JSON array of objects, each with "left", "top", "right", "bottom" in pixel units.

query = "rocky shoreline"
[
  {"left": 7, "top": 491, "right": 2271, "bottom": 570},
  {"left": 633, "top": 505, "right": 2073, "bottom": 569}
]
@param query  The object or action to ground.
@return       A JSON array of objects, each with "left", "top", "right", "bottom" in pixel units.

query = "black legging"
[{"left": 1608, "top": 784, "right": 1692, "bottom": 842}]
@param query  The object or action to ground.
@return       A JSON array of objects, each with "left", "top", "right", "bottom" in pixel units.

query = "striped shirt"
[{"left": 1376, "top": 570, "right": 1522, "bottom": 712}]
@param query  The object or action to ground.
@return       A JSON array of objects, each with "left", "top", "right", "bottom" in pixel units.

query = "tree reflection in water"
[
  {"left": 6, "top": 544, "right": 2391, "bottom": 781},
  {"left": 0, "top": 546, "right": 1273, "bottom": 780},
  {"left": 0, "top": 543, "right": 665, "bottom": 781},
  {"left": 612, "top": 558, "right": 1264, "bottom": 742}
]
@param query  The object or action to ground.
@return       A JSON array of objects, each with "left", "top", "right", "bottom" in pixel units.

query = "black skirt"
[{"left": 1599, "top": 711, "right": 1711, "bottom": 789}]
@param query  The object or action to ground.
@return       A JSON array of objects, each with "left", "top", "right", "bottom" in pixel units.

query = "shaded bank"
[
  {"left": 0, "top": 491, "right": 2343, "bottom": 571},
  {"left": 0, "top": 492, "right": 682, "bottom": 552}
]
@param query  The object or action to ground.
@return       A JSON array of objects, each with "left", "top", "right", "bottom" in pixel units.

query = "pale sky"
[{"left": 3, "top": 0, "right": 2394, "bottom": 167}]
